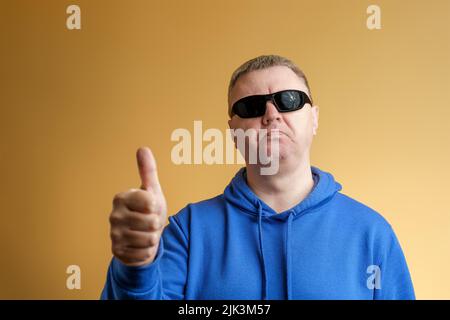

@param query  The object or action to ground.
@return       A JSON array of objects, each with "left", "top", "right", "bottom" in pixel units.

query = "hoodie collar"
[{"left": 223, "top": 165, "right": 342, "bottom": 219}]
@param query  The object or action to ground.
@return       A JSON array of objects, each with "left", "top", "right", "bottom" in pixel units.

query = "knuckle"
[
  {"left": 142, "top": 194, "right": 155, "bottom": 213},
  {"left": 110, "top": 229, "right": 122, "bottom": 242},
  {"left": 109, "top": 212, "right": 121, "bottom": 226},
  {"left": 142, "top": 249, "right": 151, "bottom": 260},
  {"left": 121, "top": 229, "right": 134, "bottom": 241},
  {"left": 112, "top": 192, "right": 126, "bottom": 207},
  {"left": 131, "top": 190, "right": 152, "bottom": 213},
  {"left": 111, "top": 243, "right": 123, "bottom": 257},
  {"left": 148, "top": 233, "right": 159, "bottom": 246},
  {"left": 149, "top": 215, "right": 161, "bottom": 230}
]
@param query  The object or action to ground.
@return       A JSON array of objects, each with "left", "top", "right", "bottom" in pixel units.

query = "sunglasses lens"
[
  {"left": 233, "top": 97, "right": 266, "bottom": 118},
  {"left": 276, "top": 90, "right": 302, "bottom": 111}
]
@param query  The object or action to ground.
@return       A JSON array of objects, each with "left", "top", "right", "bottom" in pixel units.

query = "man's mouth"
[
  {"left": 258, "top": 129, "right": 286, "bottom": 142},
  {"left": 266, "top": 129, "right": 284, "bottom": 137}
]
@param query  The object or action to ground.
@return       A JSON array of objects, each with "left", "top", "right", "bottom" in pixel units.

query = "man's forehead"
[{"left": 230, "top": 66, "right": 309, "bottom": 105}]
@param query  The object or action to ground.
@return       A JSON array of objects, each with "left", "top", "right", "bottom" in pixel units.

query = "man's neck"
[{"left": 246, "top": 159, "right": 315, "bottom": 214}]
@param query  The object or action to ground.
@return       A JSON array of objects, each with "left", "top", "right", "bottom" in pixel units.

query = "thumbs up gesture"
[{"left": 109, "top": 147, "right": 167, "bottom": 267}]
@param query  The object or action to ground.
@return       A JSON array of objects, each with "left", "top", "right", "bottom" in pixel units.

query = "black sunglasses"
[{"left": 231, "top": 89, "right": 312, "bottom": 118}]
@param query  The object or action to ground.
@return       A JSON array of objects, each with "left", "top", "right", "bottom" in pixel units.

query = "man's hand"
[{"left": 109, "top": 147, "right": 167, "bottom": 267}]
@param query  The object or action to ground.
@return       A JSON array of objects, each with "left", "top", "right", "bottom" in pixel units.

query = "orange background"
[{"left": 0, "top": 0, "right": 449, "bottom": 299}]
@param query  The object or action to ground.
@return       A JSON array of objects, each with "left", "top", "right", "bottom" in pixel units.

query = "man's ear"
[{"left": 312, "top": 105, "right": 319, "bottom": 135}]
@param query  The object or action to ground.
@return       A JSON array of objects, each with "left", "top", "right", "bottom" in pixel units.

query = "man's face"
[{"left": 228, "top": 66, "right": 319, "bottom": 165}]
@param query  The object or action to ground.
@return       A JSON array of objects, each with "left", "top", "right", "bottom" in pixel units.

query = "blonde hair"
[{"left": 228, "top": 55, "right": 313, "bottom": 117}]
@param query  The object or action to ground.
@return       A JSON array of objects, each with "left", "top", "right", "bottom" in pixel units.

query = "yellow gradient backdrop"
[{"left": 0, "top": 0, "right": 449, "bottom": 299}]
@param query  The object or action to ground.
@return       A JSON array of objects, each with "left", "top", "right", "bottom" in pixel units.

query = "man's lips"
[
  {"left": 261, "top": 129, "right": 286, "bottom": 139},
  {"left": 267, "top": 128, "right": 284, "bottom": 135}
]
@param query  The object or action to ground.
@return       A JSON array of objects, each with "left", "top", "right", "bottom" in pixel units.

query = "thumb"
[{"left": 136, "top": 147, "right": 161, "bottom": 192}]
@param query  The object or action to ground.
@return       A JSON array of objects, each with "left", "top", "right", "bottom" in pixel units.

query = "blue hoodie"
[{"left": 101, "top": 166, "right": 415, "bottom": 300}]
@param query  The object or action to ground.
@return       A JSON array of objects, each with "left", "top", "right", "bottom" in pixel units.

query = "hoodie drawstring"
[
  {"left": 286, "top": 213, "right": 294, "bottom": 300},
  {"left": 257, "top": 202, "right": 268, "bottom": 300},
  {"left": 257, "top": 202, "right": 295, "bottom": 300}
]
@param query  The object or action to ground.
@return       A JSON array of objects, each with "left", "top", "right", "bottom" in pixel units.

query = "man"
[{"left": 101, "top": 55, "right": 415, "bottom": 299}]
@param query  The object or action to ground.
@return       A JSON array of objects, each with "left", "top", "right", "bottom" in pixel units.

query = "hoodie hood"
[{"left": 223, "top": 165, "right": 342, "bottom": 299}]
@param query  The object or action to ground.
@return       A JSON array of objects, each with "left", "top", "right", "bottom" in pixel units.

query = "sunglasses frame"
[{"left": 230, "top": 89, "right": 312, "bottom": 119}]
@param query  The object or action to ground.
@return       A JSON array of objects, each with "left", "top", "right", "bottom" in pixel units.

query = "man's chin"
[{"left": 262, "top": 147, "right": 289, "bottom": 162}]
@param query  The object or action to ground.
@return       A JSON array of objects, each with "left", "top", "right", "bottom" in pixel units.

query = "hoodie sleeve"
[
  {"left": 373, "top": 225, "right": 415, "bottom": 300},
  {"left": 100, "top": 213, "right": 189, "bottom": 300}
]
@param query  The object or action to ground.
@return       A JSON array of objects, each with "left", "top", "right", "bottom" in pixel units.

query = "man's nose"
[{"left": 262, "top": 101, "right": 281, "bottom": 124}]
